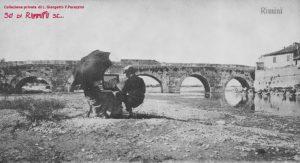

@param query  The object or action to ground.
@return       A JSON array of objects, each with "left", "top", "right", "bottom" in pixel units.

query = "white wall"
[
  {"left": 259, "top": 53, "right": 294, "bottom": 68},
  {"left": 254, "top": 66, "right": 300, "bottom": 90}
]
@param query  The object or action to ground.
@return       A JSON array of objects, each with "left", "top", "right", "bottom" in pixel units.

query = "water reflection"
[
  {"left": 148, "top": 87, "right": 300, "bottom": 116},
  {"left": 224, "top": 91, "right": 300, "bottom": 116}
]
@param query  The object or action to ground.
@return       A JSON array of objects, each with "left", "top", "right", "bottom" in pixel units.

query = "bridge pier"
[
  {"left": 210, "top": 86, "right": 224, "bottom": 93},
  {"left": 160, "top": 76, "right": 181, "bottom": 93},
  {"left": 161, "top": 79, "right": 178, "bottom": 93},
  {"left": 166, "top": 85, "right": 180, "bottom": 93}
]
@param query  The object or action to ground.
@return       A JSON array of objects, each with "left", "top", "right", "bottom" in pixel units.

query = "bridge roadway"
[{"left": 0, "top": 60, "right": 255, "bottom": 93}]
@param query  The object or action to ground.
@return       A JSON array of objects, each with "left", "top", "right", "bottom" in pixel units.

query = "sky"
[{"left": 0, "top": 0, "right": 299, "bottom": 66}]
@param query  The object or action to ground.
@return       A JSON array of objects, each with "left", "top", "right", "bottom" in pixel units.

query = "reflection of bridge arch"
[
  {"left": 14, "top": 76, "right": 52, "bottom": 93},
  {"left": 137, "top": 73, "right": 163, "bottom": 93},
  {"left": 225, "top": 76, "right": 250, "bottom": 90},
  {"left": 178, "top": 74, "right": 210, "bottom": 93}
]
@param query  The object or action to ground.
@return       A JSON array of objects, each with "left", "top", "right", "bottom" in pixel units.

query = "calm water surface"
[
  {"left": 148, "top": 87, "right": 300, "bottom": 117},
  {"left": 224, "top": 91, "right": 300, "bottom": 116}
]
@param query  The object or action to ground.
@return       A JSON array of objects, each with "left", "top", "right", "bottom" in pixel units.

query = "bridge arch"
[
  {"left": 137, "top": 73, "right": 163, "bottom": 93},
  {"left": 14, "top": 76, "right": 52, "bottom": 93},
  {"left": 178, "top": 74, "right": 210, "bottom": 93},
  {"left": 225, "top": 76, "right": 250, "bottom": 91}
]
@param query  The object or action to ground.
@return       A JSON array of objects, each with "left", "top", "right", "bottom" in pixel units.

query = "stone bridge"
[{"left": 0, "top": 60, "right": 255, "bottom": 93}]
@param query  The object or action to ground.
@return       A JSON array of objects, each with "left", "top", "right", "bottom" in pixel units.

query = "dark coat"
[
  {"left": 122, "top": 75, "right": 146, "bottom": 99},
  {"left": 116, "top": 75, "right": 146, "bottom": 109}
]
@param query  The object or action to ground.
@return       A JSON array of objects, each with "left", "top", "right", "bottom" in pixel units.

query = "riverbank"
[{"left": 0, "top": 93, "right": 299, "bottom": 161}]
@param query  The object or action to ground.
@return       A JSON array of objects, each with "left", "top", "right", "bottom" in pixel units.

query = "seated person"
[{"left": 116, "top": 66, "right": 146, "bottom": 117}]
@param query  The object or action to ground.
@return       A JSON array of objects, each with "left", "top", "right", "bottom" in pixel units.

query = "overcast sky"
[{"left": 0, "top": 0, "right": 299, "bottom": 66}]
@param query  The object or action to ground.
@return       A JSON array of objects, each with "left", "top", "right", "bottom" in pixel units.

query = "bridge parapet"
[
  {"left": 132, "top": 64, "right": 254, "bottom": 72},
  {"left": 1, "top": 60, "right": 254, "bottom": 70},
  {"left": 1, "top": 60, "right": 79, "bottom": 67},
  {"left": 163, "top": 63, "right": 254, "bottom": 70}
]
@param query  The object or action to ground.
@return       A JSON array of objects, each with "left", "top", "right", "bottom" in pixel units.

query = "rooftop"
[{"left": 262, "top": 42, "right": 300, "bottom": 57}]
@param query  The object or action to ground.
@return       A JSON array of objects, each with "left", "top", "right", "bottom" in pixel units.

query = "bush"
[{"left": 0, "top": 97, "right": 66, "bottom": 122}]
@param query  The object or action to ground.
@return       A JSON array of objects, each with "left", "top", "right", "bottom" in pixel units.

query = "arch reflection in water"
[
  {"left": 224, "top": 91, "right": 255, "bottom": 113},
  {"left": 225, "top": 91, "right": 300, "bottom": 116}
]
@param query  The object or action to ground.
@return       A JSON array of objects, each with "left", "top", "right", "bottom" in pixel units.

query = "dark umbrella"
[{"left": 71, "top": 50, "right": 112, "bottom": 91}]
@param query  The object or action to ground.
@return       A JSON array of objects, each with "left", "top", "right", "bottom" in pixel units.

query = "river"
[{"left": 146, "top": 87, "right": 300, "bottom": 117}]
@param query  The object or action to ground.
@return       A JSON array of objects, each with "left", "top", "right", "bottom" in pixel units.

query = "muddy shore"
[{"left": 0, "top": 93, "right": 300, "bottom": 162}]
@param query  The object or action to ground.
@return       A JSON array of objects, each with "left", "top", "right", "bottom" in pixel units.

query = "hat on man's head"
[{"left": 123, "top": 65, "right": 137, "bottom": 74}]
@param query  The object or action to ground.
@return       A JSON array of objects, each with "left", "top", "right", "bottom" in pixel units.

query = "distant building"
[
  {"left": 256, "top": 42, "right": 300, "bottom": 69},
  {"left": 254, "top": 42, "right": 300, "bottom": 90}
]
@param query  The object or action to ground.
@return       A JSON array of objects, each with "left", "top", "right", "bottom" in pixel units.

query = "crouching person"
[{"left": 116, "top": 66, "right": 146, "bottom": 117}]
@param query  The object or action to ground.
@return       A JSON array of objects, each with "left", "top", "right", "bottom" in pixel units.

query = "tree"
[
  {"left": 0, "top": 58, "right": 6, "bottom": 82},
  {"left": 0, "top": 58, "right": 12, "bottom": 94}
]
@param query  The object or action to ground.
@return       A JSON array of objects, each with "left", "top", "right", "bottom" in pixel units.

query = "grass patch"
[{"left": 0, "top": 97, "right": 66, "bottom": 122}]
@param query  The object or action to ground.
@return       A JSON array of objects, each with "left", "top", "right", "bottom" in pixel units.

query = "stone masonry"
[{"left": 0, "top": 60, "right": 254, "bottom": 93}]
